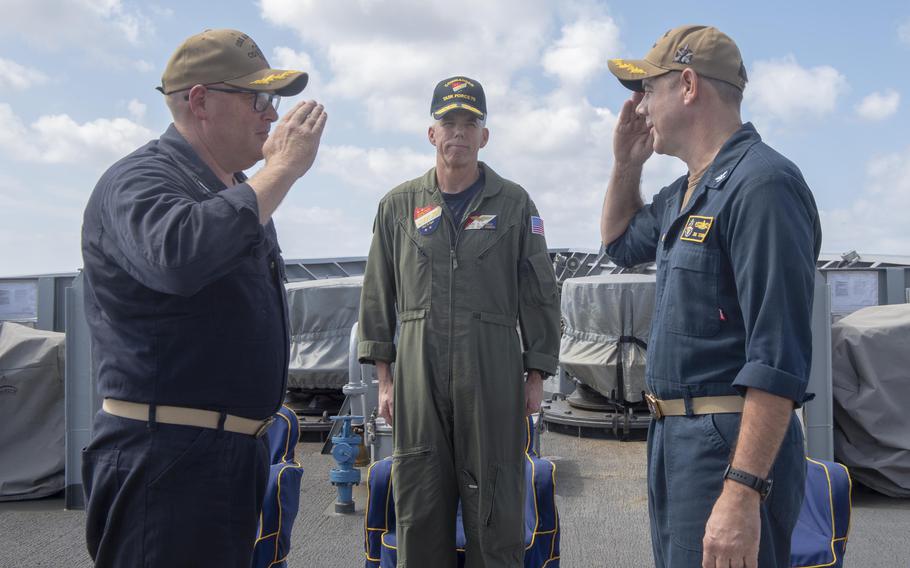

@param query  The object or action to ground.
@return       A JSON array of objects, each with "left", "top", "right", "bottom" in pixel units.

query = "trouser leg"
[
  {"left": 456, "top": 322, "right": 526, "bottom": 568},
  {"left": 650, "top": 412, "right": 807, "bottom": 568},
  {"left": 646, "top": 418, "right": 668, "bottom": 568},
  {"left": 392, "top": 328, "right": 458, "bottom": 568},
  {"left": 83, "top": 410, "right": 270, "bottom": 568}
]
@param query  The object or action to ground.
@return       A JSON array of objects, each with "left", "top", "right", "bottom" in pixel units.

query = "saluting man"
[
  {"left": 358, "top": 76, "right": 561, "bottom": 567},
  {"left": 81, "top": 29, "right": 326, "bottom": 567},
  {"left": 601, "top": 25, "right": 821, "bottom": 567}
]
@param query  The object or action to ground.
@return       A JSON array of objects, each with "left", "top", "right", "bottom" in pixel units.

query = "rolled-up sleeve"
[
  {"left": 101, "top": 168, "right": 266, "bottom": 297},
  {"left": 604, "top": 186, "right": 670, "bottom": 267},
  {"left": 726, "top": 175, "right": 820, "bottom": 403}
]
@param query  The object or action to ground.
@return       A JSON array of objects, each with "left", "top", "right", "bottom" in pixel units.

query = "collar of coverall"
[
  {"left": 701, "top": 122, "right": 761, "bottom": 189},
  {"left": 159, "top": 123, "right": 247, "bottom": 192},
  {"left": 422, "top": 161, "right": 504, "bottom": 198}
]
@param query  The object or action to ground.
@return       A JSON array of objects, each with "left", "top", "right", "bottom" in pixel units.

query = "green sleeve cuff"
[
  {"left": 357, "top": 341, "right": 396, "bottom": 365},
  {"left": 523, "top": 351, "right": 558, "bottom": 377}
]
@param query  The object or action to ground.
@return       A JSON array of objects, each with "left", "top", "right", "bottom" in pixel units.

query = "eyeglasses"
[{"left": 182, "top": 86, "right": 280, "bottom": 113}]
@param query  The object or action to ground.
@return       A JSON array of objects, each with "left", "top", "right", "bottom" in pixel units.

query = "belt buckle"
[
  {"left": 644, "top": 393, "right": 663, "bottom": 420},
  {"left": 254, "top": 416, "right": 275, "bottom": 438}
]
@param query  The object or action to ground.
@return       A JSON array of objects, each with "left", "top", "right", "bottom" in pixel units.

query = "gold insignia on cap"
[
  {"left": 610, "top": 59, "right": 647, "bottom": 75},
  {"left": 250, "top": 70, "right": 300, "bottom": 86}
]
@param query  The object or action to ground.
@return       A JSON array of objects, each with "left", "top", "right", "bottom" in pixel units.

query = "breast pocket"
[
  {"left": 397, "top": 220, "right": 432, "bottom": 311},
  {"left": 665, "top": 247, "right": 720, "bottom": 337}
]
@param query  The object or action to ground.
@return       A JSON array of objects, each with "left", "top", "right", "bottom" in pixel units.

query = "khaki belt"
[
  {"left": 102, "top": 398, "right": 274, "bottom": 437},
  {"left": 644, "top": 393, "right": 743, "bottom": 420}
]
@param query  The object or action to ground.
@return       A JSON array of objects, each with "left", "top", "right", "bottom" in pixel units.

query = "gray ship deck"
[{"left": 2, "top": 429, "right": 909, "bottom": 567}]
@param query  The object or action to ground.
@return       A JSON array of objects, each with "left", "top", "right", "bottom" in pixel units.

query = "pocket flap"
[
  {"left": 398, "top": 309, "right": 428, "bottom": 322},
  {"left": 473, "top": 311, "right": 516, "bottom": 327},
  {"left": 672, "top": 247, "right": 719, "bottom": 273}
]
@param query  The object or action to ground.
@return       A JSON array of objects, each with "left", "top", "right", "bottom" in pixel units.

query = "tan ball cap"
[
  {"left": 159, "top": 29, "right": 308, "bottom": 96},
  {"left": 607, "top": 25, "right": 747, "bottom": 92}
]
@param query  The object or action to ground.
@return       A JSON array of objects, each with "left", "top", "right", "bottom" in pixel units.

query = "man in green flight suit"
[{"left": 358, "top": 76, "right": 561, "bottom": 567}]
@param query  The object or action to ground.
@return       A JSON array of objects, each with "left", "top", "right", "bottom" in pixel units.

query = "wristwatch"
[{"left": 723, "top": 464, "right": 773, "bottom": 501}]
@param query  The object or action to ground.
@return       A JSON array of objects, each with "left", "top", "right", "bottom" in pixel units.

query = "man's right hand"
[
  {"left": 249, "top": 100, "right": 327, "bottom": 223},
  {"left": 262, "top": 100, "right": 327, "bottom": 180},
  {"left": 376, "top": 360, "right": 394, "bottom": 424},
  {"left": 613, "top": 92, "right": 653, "bottom": 168}
]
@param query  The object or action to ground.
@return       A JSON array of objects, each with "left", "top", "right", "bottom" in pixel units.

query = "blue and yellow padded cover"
[
  {"left": 253, "top": 406, "right": 304, "bottom": 568},
  {"left": 364, "top": 416, "right": 560, "bottom": 567},
  {"left": 790, "top": 458, "right": 852, "bottom": 568}
]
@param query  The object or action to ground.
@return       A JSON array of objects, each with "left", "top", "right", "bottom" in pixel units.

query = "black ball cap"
[{"left": 430, "top": 76, "right": 486, "bottom": 120}]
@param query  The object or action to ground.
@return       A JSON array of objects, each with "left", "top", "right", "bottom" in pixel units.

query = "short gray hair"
[{"left": 704, "top": 76, "right": 744, "bottom": 107}]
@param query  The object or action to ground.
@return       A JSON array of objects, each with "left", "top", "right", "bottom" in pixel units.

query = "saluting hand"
[
  {"left": 613, "top": 92, "right": 653, "bottom": 168},
  {"left": 262, "top": 100, "right": 327, "bottom": 181}
]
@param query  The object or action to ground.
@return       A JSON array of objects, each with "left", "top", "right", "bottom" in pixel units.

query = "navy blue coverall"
[
  {"left": 606, "top": 123, "right": 821, "bottom": 567},
  {"left": 81, "top": 125, "right": 289, "bottom": 567}
]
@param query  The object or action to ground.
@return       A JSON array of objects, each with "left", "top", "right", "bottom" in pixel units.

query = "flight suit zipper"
[{"left": 438, "top": 185, "right": 487, "bottom": 395}]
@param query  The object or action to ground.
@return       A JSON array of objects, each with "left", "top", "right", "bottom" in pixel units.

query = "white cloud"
[
  {"left": 271, "top": 46, "right": 322, "bottom": 98},
  {"left": 0, "top": 103, "right": 153, "bottom": 165},
  {"left": 899, "top": 19, "right": 910, "bottom": 45},
  {"left": 127, "top": 99, "right": 146, "bottom": 120},
  {"left": 0, "top": 0, "right": 153, "bottom": 50},
  {"left": 0, "top": 57, "right": 49, "bottom": 90},
  {"left": 133, "top": 59, "right": 154, "bottom": 73},
  {"left": 745, "top": 55, "right": 848, "bottom": 123},
  {"left": 821, "top": 145, "right": 910, "bottom": 254},
  {"left": 542, "top": 17, "right": 621, "bottom": 87},
  {"left": 856, "top": 89, "right": 900, "bottom": 121},
  {"left": 272, "top": 205, "right": 371, "bottom": 259},
  {"left": 317, "top": 145, "right": 434, "bottom": 193},
  {"left": 261, "top": 0, "right": 552, "bottom": 132}
]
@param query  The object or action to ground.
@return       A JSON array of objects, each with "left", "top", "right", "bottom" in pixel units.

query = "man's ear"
[
  {"left": 187, "top": 85, "right": 209, "bottom": 119},
  {"left": 479, "top": 127, "right": 489, "bottom": 149},
  {"left": 428, "top": 125, "right": 438, "bottom": 147},
  {"left": 681, "top": 68, "right": 698, "bottom": 105}
]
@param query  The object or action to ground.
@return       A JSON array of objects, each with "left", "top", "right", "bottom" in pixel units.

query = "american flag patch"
[{"left": 530, "top": 216, "right": 545, "bottom": 236}]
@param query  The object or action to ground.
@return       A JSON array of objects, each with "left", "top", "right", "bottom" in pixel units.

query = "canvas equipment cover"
[
  {"left": 286, "top": 277, "right": 363, "bottom": 389},
  {"left": 0, "top": 322, "right": 66, "bottom": 501},
  {"left": 559, "top": 274, "right": 656, "bottom": 403},
  {"left": 831, "top": 303, "right": 910, "bottom": 497}
]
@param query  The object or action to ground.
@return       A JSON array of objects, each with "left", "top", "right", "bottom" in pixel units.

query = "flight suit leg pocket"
[
  {"left": 481, "top": 461, "right": 525, "bottom": 552},
  {"left": 392, "top": 446, "right": 438, "bottom": 527}
]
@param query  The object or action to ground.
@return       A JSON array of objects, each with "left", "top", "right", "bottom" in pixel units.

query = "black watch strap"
[{"left": 723, "top": 464, "right": 773, "bottom": 500}]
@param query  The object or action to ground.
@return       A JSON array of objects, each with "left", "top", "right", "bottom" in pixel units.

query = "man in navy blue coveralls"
[
  {"left": 80, "top": 29, "right": 326, "bottom": 567},
  {"left": 602, "top": 26, "right": 821, "bottom": 567}
]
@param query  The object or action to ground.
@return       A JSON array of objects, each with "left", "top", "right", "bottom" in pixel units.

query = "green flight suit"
[{"left": 358, "top": 162, "right": 560, "bottom": 567}]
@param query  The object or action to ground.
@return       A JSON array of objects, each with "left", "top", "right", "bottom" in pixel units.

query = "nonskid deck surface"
[{"left": 1, "top": 430, "right": 909, "bottom": 567}]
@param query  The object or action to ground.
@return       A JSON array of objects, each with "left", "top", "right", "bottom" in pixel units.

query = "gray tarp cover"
[
  {"left": 832, "top": 303, "right": 910, "bottom": 497},
  {"left": 559, "top": 274, "right": 656, "bottom": 403},
  {"left": 0, "top": 322, "right": 65, "bottom": 501},
  {"left": 286, "top": 276, "right": 362, "bottom": 389}
]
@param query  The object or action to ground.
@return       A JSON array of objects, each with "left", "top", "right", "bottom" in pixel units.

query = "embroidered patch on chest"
[
  {"left": 680, "top": 215, "right": 714, "bottom": 243},
  {"left": 414, "top": 206, "right": 442, "bottom": 235},
  {"left": 464, "top": 214, "right": 498, "bottom": 230}
]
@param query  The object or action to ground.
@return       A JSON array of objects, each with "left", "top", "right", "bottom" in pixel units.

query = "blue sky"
[{"left": 1, "top": 0, "right": 909, "bottom": 276}]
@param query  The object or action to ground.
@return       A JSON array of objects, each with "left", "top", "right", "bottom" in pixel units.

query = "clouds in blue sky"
[{"left": 0, "top": 0, "right": 908, "bottom": 276}]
